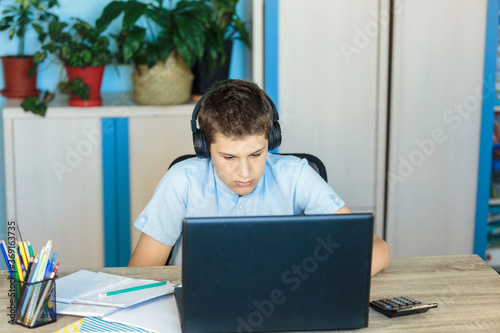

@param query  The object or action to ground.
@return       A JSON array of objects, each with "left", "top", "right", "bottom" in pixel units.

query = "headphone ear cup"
[
  {"left": 268, "top": 121, "right": 282, "bottom": 151},
  {"left": 193, "top": 131, "right": 210, "bottom": 158}
]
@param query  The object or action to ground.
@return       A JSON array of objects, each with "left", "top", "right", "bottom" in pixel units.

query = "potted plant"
[
  {"left": 191, "top": 0, "right": 251, "bottom": 97},
  {"left": 95, "top": 0, "right": 211, "bottom": 106},
  {"left": 21, "top": 17, "right": 112, "bottom": 116},
  {"left": 0, "top": 0, "right": 59, "bottom": 98}
]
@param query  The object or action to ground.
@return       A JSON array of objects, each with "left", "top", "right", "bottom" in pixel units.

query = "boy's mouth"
[{"left": 235, "top": 180, "right": 253, "bottom": 187}]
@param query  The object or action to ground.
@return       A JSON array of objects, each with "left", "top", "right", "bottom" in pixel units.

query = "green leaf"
[
  {"left": 0, "top": 16, "right": 14, "bottom": 31},
  {"left": 31, "top": 23, "right": 44, "bottom": 35},
  {"left": 21, "top": 97, "right": 47, "bottom": 117},
  {"left": 60, "top": 44, "right": 71, "bottom": 60},
  {"left": 42, "top": 43, "right": 57, "bottom": 53},
  {"left": 37, "top": 32, "right": 47, "bottom": 43},
  {"left": 96, "top": 1, "right": 125, "bottom": 33},
  {"left": 157, "top": 34, "right": 173, "bottom": 62},
  {"left": 233, "top": 17, "right": 250, "bottom": 47},
  {"left": 144, "top": 44, "right": 160, "bottom": 68},
  {"left": 80, "top": 49, "right": 92, "bottom": 65},
  {"left": 27, "top": 64, "right": 37, "bottom": 77},
  {"left": 69, "top": 78, "right": 90, "bottom": 100},
  {"left": 174, "top": 33, "right": 193, "bottom": 68},
  {"left": 48, "top": 0, "right": 58, "bottom": 8},
  {"left": 122, "top": 27, "right": 145, "bottom": 63},
  {"left": 48, "top": 21, "right": 68, "bottom": 39},
  {"left": 123, "top": 1, "right": 147, "bottom": 30}
]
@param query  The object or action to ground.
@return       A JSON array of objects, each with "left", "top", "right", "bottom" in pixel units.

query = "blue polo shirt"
[{"left": 134, "top": 153, "right": 345, "bottom": 265}]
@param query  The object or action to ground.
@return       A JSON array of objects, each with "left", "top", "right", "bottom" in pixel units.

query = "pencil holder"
[{"left": 14, "top": 276, "right": 57, "bottom": 328}]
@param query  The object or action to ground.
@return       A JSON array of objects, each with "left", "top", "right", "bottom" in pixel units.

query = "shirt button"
[
  {"left": 140, "top": 215, "right": 146, "bottom": 223},
  {"left": 239, "top": 205, "right": 243, "bottom": 209}
]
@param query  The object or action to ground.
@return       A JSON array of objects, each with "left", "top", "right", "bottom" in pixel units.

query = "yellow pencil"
[
  {"left": 18, "top": 241, "right": 28, "bottom": 270},
  {"left": 23, "top": 241, "right": 31, "bottom": 262},
  {"left": 14, "top": 251, "right": 24, "bottom": 282}
]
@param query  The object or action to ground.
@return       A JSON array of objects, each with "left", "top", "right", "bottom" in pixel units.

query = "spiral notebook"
[{"left": 56, "top": 270, "right": 174, "bottom": 308}]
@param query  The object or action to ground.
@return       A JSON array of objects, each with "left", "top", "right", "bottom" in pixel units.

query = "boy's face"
[{"left": 210, "top": 133, "right": 268, "bottom": 196}]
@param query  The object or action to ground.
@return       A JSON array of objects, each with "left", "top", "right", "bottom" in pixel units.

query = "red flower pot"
[
  {"left": 1, "top": 56, "right": 40, "bottom": 98},
  {"left": 65, "top": 66, "right": 105, "bottom": 107}
]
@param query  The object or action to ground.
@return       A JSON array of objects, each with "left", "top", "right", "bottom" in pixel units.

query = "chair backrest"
[{"left": 168, "top": 153, "right": 328, "bottom": 181}]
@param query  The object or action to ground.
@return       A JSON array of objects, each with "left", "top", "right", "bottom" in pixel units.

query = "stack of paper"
[{"left": 55, "top": 270, "right": 180, "bottom": 333}]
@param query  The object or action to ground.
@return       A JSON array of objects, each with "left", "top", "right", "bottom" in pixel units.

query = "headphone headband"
[{"left": 191, "top": 82, "right": 282, "bottom": 158}]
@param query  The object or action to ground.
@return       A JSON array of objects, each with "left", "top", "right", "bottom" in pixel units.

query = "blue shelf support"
[
  {"left": 265, "top": 0, "right": 279, "bottom": 153},
  {"left": 102, "top": 118, "right": 131, "bottom": 267},
  {"left": 474, "top": 0, "right": 500, "bottom": 258}
]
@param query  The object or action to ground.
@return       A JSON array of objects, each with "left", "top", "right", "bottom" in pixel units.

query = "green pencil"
[{"left": 104, "top": 281, "right": 167, "bottom": 296}]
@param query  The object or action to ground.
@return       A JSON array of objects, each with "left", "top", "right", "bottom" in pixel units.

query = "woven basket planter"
[{"left": 132, "top": 52, "right": 194, "bottom": 105}]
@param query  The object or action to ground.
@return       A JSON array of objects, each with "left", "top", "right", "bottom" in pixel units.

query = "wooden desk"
[{"left": 1, "top": 255, "right": 499, "bottom": 332}]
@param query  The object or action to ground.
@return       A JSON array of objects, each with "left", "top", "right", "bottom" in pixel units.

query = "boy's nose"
[{"left": 236, "top": 160, "right": 250, "bottom": 178}]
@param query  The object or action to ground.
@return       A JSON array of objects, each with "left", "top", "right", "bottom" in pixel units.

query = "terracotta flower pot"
[
  {"left": 1, "top": 56, "right": 40, "bottom": 98},
  {"left": 65, "top": 66, "right": 105, "bottom": 107}
]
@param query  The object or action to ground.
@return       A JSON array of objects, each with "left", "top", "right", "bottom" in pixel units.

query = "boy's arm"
[
  {"left": 128, "top": 232, "right": 172, "bottom": 267},
  {"left": 334, "top": 206, "right": 390, "bottom": 276}
]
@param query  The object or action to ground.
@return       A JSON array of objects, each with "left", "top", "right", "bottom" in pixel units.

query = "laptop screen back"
[{"left": 181, "top": 213, "right": 373, "bottom": 333}]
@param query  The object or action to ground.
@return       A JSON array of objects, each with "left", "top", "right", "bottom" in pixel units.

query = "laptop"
[{"left": 176, "top": 213, "right": 373, "bottom": 333}]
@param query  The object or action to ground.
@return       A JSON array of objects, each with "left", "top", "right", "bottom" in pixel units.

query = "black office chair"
[{"left": 168, "top": 153, "right": 328, "bottom": 181}]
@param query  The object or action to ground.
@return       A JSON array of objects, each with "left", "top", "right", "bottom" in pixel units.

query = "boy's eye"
[
  {"left": 224, "top": 156, "right": 235, "bottom": 161},
  {"left": 251, "top": 153, "right": 261, "bottom": 158}
]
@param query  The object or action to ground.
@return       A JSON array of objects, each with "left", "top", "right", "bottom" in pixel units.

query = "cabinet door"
[
  {"left": 6, "top": 117, "right": 104, "bottom": 267},
  {"left": 386, "top": 0, "right": 487, "bottom": 257},
  {"left": 277, "top": 0, "right": 389, "bottom": 235}
]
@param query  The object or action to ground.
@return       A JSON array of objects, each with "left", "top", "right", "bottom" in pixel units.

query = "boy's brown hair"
[{"left": 197, "top": 79, "right": 274, "bottom": 145}]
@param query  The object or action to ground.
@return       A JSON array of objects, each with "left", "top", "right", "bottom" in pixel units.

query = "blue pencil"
[{"left": 0, "top": 240, "right": 14, "bottom": 277}]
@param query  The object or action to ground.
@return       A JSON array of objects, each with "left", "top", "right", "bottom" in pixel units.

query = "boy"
[{"left": 129, "top": 79, "right": 389, "bottom": 276}]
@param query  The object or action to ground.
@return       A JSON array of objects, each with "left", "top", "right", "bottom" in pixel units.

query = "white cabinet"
[{"left": 3, "top": 99, "right": 105, "bottom": 268}]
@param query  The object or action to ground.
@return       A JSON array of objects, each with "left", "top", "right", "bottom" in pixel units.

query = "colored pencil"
[
  {"left": 25, "top": 241, "right": 51, "bottom": 325},
  {"left": 13, "top": 250, "right": 24, "bottom": 282},
  {"left": 18, "top": 241, "right": 28, "bottom": 270},
  {"left": 27, "top": 241, "right": 34, "bottom": 259},
  {"left": 104, "top": 281, "right": 168, "bottom": 296},
  {"left": 0, "top": 240, "right": 13, "bottom": 277},
  {"left": 31, "top": 270, "right": 57, "bottom": 326}
]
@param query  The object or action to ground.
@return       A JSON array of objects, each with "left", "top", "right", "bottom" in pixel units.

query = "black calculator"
[{"left": 369, "top": 296, "right": 438, "bottom": 318}]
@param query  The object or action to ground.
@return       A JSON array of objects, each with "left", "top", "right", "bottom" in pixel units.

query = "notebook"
[
  {"left": 79, "top": 316, "right": 151, "bottom": 333},
  {"left": 178, "top": 213, "right": 374, "bottom": 333},
  {"left": 56, "top": 270, "right": 175, "bottom": 308},
  {"left": 56, "top": 300, "right": 118, "bottom": 317},
  {"left": 102, "top": 294, "right": 181, "bottom": 333}
]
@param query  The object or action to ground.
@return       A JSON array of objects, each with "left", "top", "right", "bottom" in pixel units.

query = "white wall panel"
[
  {"left": 278, "top": 0, "right": 388, "bottom": 235},
  {"left": 386, "top": 0, "right": 486, "bottom": 257}
]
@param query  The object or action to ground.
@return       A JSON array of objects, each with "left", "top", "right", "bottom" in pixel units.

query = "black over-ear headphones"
[{"left": 190, "top": 84, "right": 282, "bottom": 158}]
